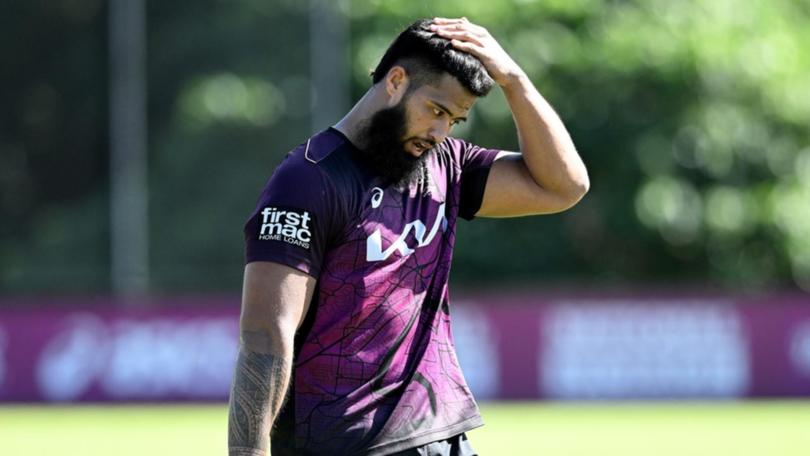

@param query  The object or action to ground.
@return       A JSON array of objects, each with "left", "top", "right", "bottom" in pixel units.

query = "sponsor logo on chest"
[
  {"left": 258, "top": 207, "right": 312, "bottom": 249},
  {"left": 366, "top": 202, "right": 446, "bottom": 262}
]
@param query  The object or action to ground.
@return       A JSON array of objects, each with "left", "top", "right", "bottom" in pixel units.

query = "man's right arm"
[{"left": 228, "top": 261, "right": 316, "bottom": 456}]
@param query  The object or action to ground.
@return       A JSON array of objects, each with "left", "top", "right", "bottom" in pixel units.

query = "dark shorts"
[{"left": 390, "top": 433, "right": 478, "bottom": 456}]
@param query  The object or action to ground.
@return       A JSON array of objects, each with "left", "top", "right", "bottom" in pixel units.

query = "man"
[{"left": 228, "top": 17, "right": 589, "bottom": 456}]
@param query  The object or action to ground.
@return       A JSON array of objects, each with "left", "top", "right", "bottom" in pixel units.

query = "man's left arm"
[{"left": 431, "top": 18, "right": 590, "bottom": 217}]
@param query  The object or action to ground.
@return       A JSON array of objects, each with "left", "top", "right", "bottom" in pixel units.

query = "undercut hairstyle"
[{"left": 371, "top": 19, "right": 495, "bottom": 97}]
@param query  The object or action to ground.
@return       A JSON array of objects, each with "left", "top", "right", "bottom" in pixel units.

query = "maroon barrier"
[
  {"left": 1, "top": 294, "right": 809, "bottom": 402},
  {"left": 0, "top": 297, "right": 240, "bottom": 402}
]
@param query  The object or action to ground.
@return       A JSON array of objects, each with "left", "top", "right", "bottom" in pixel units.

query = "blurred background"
[{"left": 1, "top": 0, "right": 810, "bottom": 455}]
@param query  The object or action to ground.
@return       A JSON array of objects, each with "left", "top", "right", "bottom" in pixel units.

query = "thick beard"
[{"left": 353, "top": 101, "right": 432, "bottom": 188}]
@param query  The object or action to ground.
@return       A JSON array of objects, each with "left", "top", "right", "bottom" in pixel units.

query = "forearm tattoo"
[{"left": 228, "top": 337, "right": 290, "bottom": 456}]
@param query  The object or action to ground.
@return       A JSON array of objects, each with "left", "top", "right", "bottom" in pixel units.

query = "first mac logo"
[{"left": 258, "top": 207, "right": 312, "bottom": 249}]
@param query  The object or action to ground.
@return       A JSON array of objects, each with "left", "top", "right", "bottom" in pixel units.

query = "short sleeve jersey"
[{"left": 244, "top": 127, "right": 500, "bottom": 456}]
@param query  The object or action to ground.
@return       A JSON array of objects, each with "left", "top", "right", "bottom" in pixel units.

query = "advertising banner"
[
  {"left": 1, "top": 294, "right": 809, "bottom": 402},
  {"left": 0, "top": 297, "right": 239, "bottom": 402}
]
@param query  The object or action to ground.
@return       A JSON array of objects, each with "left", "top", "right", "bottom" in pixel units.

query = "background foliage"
[{"left": 2, "top": 0, "right": 809, "bottom": 293}]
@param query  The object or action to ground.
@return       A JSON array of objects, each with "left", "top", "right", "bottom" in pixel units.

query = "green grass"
[{"left": 0, "top": 401, "right": 808, "bottom": 455}]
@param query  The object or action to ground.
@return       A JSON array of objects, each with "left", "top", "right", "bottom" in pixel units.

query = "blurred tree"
[
  {"left": 0, "top": 0, "right": 109, "bottom": 293},
  {"left": 2, "top": 0, "right": 809, "bottom": 293}
]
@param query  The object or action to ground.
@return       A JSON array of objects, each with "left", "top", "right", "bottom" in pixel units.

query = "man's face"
[
  {"left": 400, "top": 73, "right": 476, "bottom": 158},
  {"left": 356, "top": 73, "right": 476, "bottom": 187}
]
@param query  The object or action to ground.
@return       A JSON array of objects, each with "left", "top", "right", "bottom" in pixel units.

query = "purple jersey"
[{"left": 244, "top": 127, "right": 500, "bottom": 455}]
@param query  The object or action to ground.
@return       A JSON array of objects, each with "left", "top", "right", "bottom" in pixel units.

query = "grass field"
[{"left": 1, "top": 401, "right": 809, "bottom": 455}]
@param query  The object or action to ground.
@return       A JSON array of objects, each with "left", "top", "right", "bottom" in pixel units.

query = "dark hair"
[{"left": 371, "top": 19, "right": 495, "bottom": 97}]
